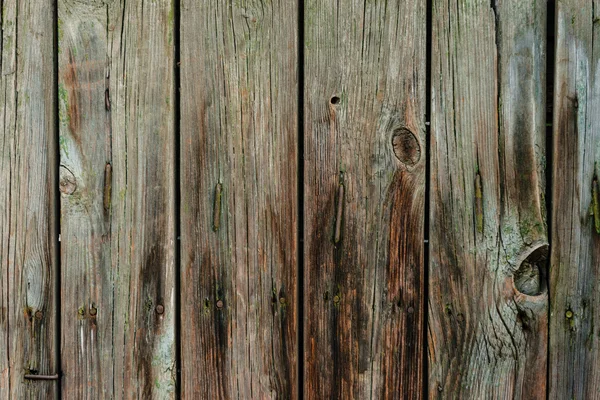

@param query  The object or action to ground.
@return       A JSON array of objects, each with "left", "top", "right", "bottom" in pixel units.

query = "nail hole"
[
  {"left": 330, "top": 96, "right": 340, "bottom": 105},
  {"left": 514, "top": 244, "right": 548, "bottom": 296}
]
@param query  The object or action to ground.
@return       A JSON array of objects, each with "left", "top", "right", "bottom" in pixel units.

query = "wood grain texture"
[
  {"left": 303, "top": 1, "right": 426, "bottom": 398},
  {"left": 58, "top": 0, "right": 176, "bottom": 397},
  {"left": 0, "top": 0, "right": 57, "bottom": 398},
  {"left": 549, "top": 1, "right": 600, "bottom": 398},
  {"left": 179, "top": 0, "right": 298, "bottom": 398},
  {"left": 429, "top": 0, "right": 548, "bottom": 397}
]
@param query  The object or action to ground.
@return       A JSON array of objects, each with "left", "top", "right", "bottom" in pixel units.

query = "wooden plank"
[
  {"left": 0, "top": 0, "right": 57, "bottom": 398},
  {"left": 58, "top": 1, "right": 176, "bottom": 397},
  {"left": 429, "top": 0, "right": 548, "bottom": 397},
  {"left": 303, "top": 1, "right": 426, "bottom": 398},
  {"left": 549, "top": 1, "right": 600, "bottom": 398},
  {"left": 179, "top": 0, "right": 298, "bottom": 398}
]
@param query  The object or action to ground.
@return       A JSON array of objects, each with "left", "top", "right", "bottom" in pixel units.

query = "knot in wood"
[
  {"left": 391, "top": 127, "right": 420, "bottom": 166},
  {"left": 514, "top": 243, "right": 548, "bottom": 296},
  {"left": 59, "top": 166, "right": 77, "bottom": 195}
]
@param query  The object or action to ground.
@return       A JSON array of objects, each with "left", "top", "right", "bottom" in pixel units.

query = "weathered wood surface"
[
  {"left": 549, "top": 1, "right": 600, "bottom": 398},
  {"left": 179, "top": 0, "right": 298, "bottom": 398},
  {"left": 58, "top": 0, "right": 176, "bottom": 397},
  {"left": 0, "top": 0, "right": 57, "bottom": 398},
  {"left": 304, "top": 1, "right": 426, "bottom": 398},
  {"left": 429, "top": 0, "right": 548, "bottom": 397}
]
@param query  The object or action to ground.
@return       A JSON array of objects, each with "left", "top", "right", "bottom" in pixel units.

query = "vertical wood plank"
[
  {"left": 304, "top": 1, "right": 426, "bottom": 398},
  {"left": 180, "top": 0, "right": 298, "bottom": 398},
  {"left": 0, "top": 0, "right": 57, "bottom": 397},
  {"left": 58, "top": 0, "right": 176, "bottom": 397},
  {"left": 429, "top": 0, "right": 548, "bottom": 397},
  {"left": 549, "top": 1, "right": 600, "bottom": 398}
]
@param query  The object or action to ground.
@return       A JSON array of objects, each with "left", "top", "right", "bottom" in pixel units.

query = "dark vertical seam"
[
  {"left": 174, "top": 0, "right": 181, "bottom": 397},
  {"left": 53, "top": 0, "right": 62, "bottom": 398},
  {"left": 0, "top": 0, "right": 9, "bottom": 395},
  {"left": 545, "top": 1, "right": 555, "bottom": 399},
  {"left": 12, "top": 5, "right": 19, "bottom": 396},
  {"left": 424, "top": 0, "right": 432, "bottom": 398},
  {"left": 103, "top": 6, "right": 116, "bottom": 397},
  {"left": 297, "top": 0, "right": 305, "bottom": 398}
]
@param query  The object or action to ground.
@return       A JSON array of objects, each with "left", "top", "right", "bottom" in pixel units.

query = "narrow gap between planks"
[
  {"left": 174, "top": 0, "right": 183, "bottom": 396},
  {"left": 423, "top": 0, "right": 433, "bottom": 397},
  {"left": 297, "top": 0, "right": 306, "bottom": 398},
  {"left": 53, "top": 0, "right": 62, "bottom": 396},
  {"left": 545, "top": 1, "right": 556, "bottom": 398}
]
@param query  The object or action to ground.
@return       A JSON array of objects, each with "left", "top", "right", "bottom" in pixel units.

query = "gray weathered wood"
[
  {"left": 304, "top": 1, "right": 426, "bottom": 398},
  {"left": 180, "top": 0, "right": 298, "bottom": 398},
  {"left": 58, "top": 0, "right": 176, "bottom": 397},
  {"left": 0, "top": 0, "right": 57, "bottom": 398},
  {"left": 429, "top": 0, "right": 548, "bottom": 397},
  {"left": 549, "top": 1, "right": 600, "bottom": 398}
]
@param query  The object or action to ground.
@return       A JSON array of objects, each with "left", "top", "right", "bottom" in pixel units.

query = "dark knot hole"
[{"left": 514, "top": 244, "right": 549, "bottom": 296}]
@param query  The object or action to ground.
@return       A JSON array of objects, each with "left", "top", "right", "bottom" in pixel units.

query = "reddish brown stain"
[{"left": 64, "top": 49, "right": 81, "bottom": 143}]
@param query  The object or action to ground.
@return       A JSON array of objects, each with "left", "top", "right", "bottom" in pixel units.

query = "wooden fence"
[{"left": 0, "top": 0, "right": 598, "bottom": 398}]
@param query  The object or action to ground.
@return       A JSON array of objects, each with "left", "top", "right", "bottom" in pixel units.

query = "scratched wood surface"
[
  {"left": 303, "top": 1, "right": 426, "bottom": 398},
  {"left": 0, "top": 0, "right": 57, "bottom": 398},
  {"left": 429, "top": 0, "right": 548, "bottom": 397},
  {"left": 58, "top": 0, "right": 176, "bottom": 397},
  {"left": 549, "top": 1, "right": 600, "bottom": 398},
  {"left": 179, "top": 0, "right": 298, "bottom": 398}
]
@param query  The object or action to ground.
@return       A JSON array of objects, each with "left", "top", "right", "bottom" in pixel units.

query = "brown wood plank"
[
  {"left": 179, "top": 0, "right": 298, "bottom": 398},
  {"left": 58, "top": 1, "right": 176, "bottom": 397},
  {"left": 549, "top": 1, "right": 600, "bottom": 398},
  {"left": 0, "top": 0, "right": 57, "bottom": 397},
  {"left": 429, "top": 0, "right": 548, "bottom": 397},
  {"left": 303, "top": 1, "right": 426, "bottom": 398}
]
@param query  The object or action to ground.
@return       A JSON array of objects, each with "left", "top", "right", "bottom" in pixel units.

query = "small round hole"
[{"left": 330, "top": 96, "right": 340, "bottom": 105}]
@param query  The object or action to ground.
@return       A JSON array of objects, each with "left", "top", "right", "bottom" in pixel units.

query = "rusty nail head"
[
  {"left": 89, "top": 307, "right": 97, "bottom": 316},
  {"left": 408, "top": 306, "right": 414, "bottom": 314},
  {"left": 34, "top": 310, "right": 43, "bottom": 320},
  {"left": 216, "top": 300, "right": 224, "bottom": 309},
  {"left": 333, "top": 295, "right": 340, "bottom": 304},
  {"left": 155, "top": 304, "right": 164, "bottom": 314},
  {"left": 279, "top": 297, "right": 286, "bottom": 305}
]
